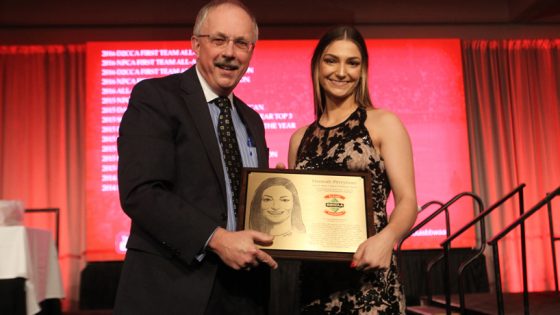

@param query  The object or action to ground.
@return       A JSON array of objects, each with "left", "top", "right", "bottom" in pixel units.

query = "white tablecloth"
[{"left": 0, "top": 226, "right": 64, "bottom": 315}]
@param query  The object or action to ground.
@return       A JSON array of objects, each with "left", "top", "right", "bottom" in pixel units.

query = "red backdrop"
[{"left": 85, "top": 39, "right": 473, "bottom": 261}]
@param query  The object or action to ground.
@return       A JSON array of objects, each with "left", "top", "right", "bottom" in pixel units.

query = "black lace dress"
[{"left": 295, "top": 107, "right": 405, "bottom": 315}]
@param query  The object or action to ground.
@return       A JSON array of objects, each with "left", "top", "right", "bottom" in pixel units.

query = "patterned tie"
[{"left": 215, "top": 97, "right": 243, "bottom": 213}]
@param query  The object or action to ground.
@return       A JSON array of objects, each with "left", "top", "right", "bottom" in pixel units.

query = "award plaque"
[{"left": 237, "top": 168, "right": 374, "bottom": 261}]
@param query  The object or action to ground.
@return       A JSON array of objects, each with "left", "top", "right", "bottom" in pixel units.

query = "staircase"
[{"left": 400, "top": 185, "right": 560, "bottom": 315}]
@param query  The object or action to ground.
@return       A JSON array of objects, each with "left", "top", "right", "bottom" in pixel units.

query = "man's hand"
[{"left": 208, "top": 227, "right": 278, "bottom": 270}]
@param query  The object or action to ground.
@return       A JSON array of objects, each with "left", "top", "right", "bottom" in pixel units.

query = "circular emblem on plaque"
[{"left": 323, "top": 194, "right": 346, "bottom": 216}]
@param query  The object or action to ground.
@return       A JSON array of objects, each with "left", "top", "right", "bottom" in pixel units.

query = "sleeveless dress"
[{"left": 295, "top": 107, "right": 405, "bottom": 315}]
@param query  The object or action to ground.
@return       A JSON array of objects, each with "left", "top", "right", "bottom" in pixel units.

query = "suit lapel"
[{"left": 179, "top": 67, "right": 228, "bottom": 201}]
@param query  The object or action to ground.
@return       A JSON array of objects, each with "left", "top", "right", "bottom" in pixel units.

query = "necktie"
[{"left": 215, "top": 97, "right": 243, "bottom": 213}]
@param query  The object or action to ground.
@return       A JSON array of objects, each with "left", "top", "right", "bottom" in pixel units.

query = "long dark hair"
[
  {"left": 311, "top": 25, "right": 373, "bottom": 117},
  {"left": 249, "top": 177, "right": 306, "bottom": 234}
]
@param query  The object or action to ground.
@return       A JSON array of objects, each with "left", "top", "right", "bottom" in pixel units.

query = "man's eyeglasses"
[{"left": 196, "top": 34, "right": 254, "bottom": 52}]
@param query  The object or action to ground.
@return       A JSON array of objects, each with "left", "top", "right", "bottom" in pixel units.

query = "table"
[{"left": 0, "top": 226, "right": 64, "bottom": 315}]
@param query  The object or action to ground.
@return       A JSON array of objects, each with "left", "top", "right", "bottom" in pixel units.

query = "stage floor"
[{"left": 428, "top": 291, "right": 560, "bottom": 315}]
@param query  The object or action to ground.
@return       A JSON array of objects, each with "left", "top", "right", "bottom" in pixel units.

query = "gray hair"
[{"left": 193, "top": 0, "right": 259, "bottom": 42}]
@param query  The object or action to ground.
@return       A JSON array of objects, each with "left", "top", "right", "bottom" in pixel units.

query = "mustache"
[{"left": 214, "top": 59, "right": 240, "bottom": 70}]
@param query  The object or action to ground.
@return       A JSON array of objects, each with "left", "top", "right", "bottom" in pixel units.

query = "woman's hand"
[
  {"left": 353, "top": 109, "right": 418, "bottom": 271},
  {"left": 351, "top": 228, "right": 397, "bottom": 271}
]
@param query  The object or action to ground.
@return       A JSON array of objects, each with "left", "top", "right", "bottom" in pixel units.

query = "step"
[{"left": 407, "top": 305, "right": 460, "bottom": 315}]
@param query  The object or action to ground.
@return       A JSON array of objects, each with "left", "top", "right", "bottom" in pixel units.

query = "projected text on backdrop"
[{"left": 86, "top": 40, "right": 472, "bottom": 261}]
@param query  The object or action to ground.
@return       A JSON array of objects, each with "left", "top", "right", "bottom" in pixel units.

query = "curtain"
[
  {"left": 462, "top": 39, "right": 560, "bottom": 292},
  {"left": 0, "top": 45, "right": 86, "bottom": 309},
  {"left": 1, "top": 39, "right": 559, "bottom": 308}
]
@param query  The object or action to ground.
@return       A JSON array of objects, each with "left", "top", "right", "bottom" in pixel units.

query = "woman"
[
  {"left": 288, "top": 26, "right": 418, "bottom": 314},
  {"left": 249, "top": 177, "right": 306, "bottom": 241}
]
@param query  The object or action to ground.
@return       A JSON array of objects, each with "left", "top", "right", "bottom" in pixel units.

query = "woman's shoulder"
[
  {"left": 363, "top": 107, "right": 409, "bottom": 145},
  {"left": 293, "top": 124, "right": 310, "bottom": 137},
  {"left": 364, "top": 107, "right": 405, "bottom": 129},
  {"left": 365, "top": 107, "right": 399, "bottom": 121},
  {"left": 290, "top": 124, "right": 312, "bottom": 144}
]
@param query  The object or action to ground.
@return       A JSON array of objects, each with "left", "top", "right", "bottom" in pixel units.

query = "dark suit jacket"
[{"left": 115, "top": 66, "right": 269, "bottom": 315}]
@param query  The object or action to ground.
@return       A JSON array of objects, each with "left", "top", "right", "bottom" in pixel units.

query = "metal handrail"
[
  {"left": 487, "top": 186, "right": 560, "bottom": 315},
  {"left": 397, "top": 200, "right": 445, "bottom": 265},
  {"left": 440, "top": 184, "right": 526, "bottom": 314},
  {"left": 397, "top": 191, "right": 485, "bottom": 315},
  {"left": 442, "top": 184, "right": 526, "bottom": 245},
  {"left": 24, "top": 207, "right": 60, "bottom": 250},
  {"left": 547, "top": 192, "right": 560, "bottom": 294},
  {"left": 436, "top": 192, "right": 484, "bottom": 315},
  {"left": 396, "top": 200, "right": 445, "bottom": 303},
  {"left": 397, "top": 200, "right": 449, "bottom": 256}
]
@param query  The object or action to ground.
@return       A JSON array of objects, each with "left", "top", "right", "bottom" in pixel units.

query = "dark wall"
[{"left": 1, "top": 0, "right": 559, "bottom": 44}]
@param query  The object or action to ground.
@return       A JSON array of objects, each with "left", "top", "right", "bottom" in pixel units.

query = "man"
[{"left": 114, "top": 1, "right": 277, "bottom": 314}]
